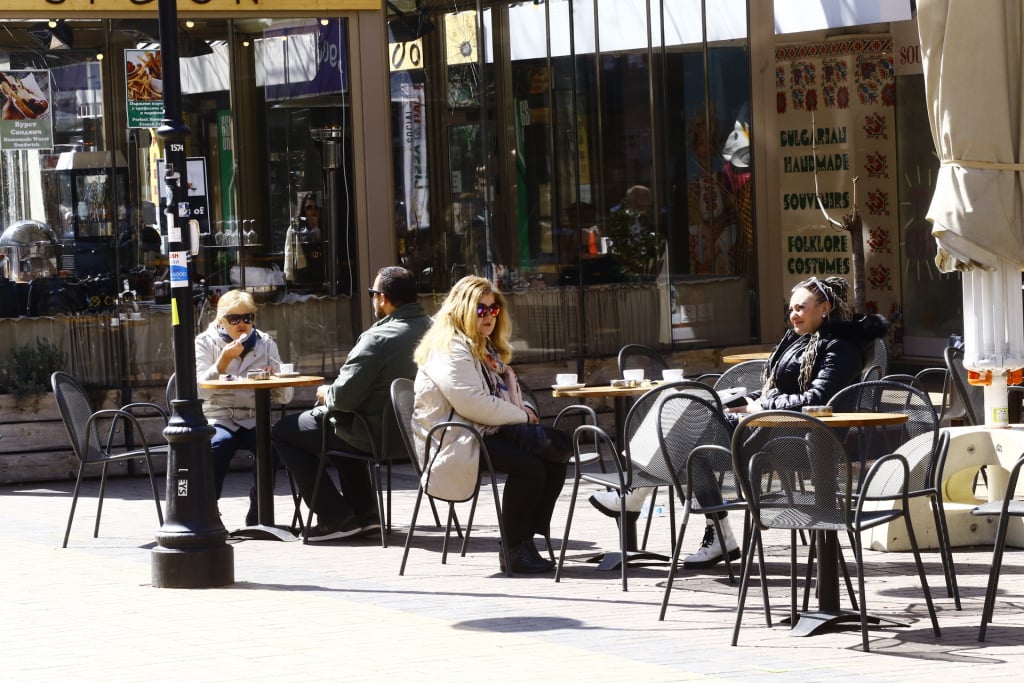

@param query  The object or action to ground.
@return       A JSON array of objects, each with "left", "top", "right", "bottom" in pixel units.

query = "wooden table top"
[
  {"left": 198, "top": 374, "right": 324, "bottom": 390},
  {"left": 746, "top": 411, "right": 908, "bottom": 428},
  {"left": 722, "top": 351, "right": 771, "bottom": 364},
  {"left": 551, "top": 382, "right": 658, "bottom": 399}
]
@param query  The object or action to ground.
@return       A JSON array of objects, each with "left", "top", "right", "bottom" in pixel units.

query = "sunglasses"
[
  {"left": 224, "top": 313, "right": 255, "bottom": 325},
  {"left": 367, "top": 288, "right": 382, "bottom": 298},
  {"left": 476, "top": 303, "right": 501, "bottom": 318},
  {"left": 793, "top": 276, "right": 830, "bottom": 303}
]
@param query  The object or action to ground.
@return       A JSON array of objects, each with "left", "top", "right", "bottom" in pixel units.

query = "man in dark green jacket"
[{"left": 273, "top": 266, "right": 431, "bottom": 541}]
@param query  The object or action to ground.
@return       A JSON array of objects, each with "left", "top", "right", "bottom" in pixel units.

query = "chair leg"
[
  {"left": 802, "top": 535, "right": 815, "bottom": 612},
  {"left": 386, "top": 460, "right": 393, "bottom": 534},
  {"left": 903, "top": 514, "right": 941, "bottom": 639},
  {"left": 640, "top": 487, "right": 658, "bottom": 550},
  {"left": 980, "top": 505, "right": 1013, "bottom": 640},
  {"left": 367, "top": 460, "right": 387, "bottom": 548},
  {"left": 554, "top": 473, "right": 582, "bottom": 583},
  {"left": 460, "top": 489, "right": 481, "bottom": 557},
  {"left": 399, "top": 487, "right": 425, "bottom": 576},
  {"left": 790, "top": 530, "right": 798, "bottom": 630},
  {"left": 658, "top": 501, "right": 691, "bottom": 620},
  {"left": 731, "top": 527, "right": 761, "bottom": 646},
  {"left": 852, "top": 538, "right": 871, "bottom": 652},
  {"left": 287, "top": 469, "right": 304, "bottom": 533},
  {"left": 618, "top": 491, "right": 630, "bottom": 591},
  {"left": 930, "top": 494, "right": 962, "bottom": 609},
  {"left": 94, "top": 462, "right": 111, "bottom": 538},
  {"left": 484, "top": 473, "right": 512, "bottom": 577},
  {"left": 142, "top": 454, "right": 163, "bottom": 526},
  {"left": 711, "top": 515, "right": 737, "bottom": 584},
  {"left": 63, "top": 462, "right": 87, "bottom": 548},
  {"left": 302, "top": 455, "right": 329, "bottom": 545}
]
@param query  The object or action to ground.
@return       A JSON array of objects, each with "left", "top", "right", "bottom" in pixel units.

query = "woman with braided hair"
[
  {"left": 591, "top": 275, "right": 888, "bottom": 568},
  {"left": 733, "top": 275, "right": 888, "bottom": 414}
]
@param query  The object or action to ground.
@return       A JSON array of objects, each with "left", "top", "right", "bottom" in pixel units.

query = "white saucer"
[
  {"left": 274, "top": 372, "right": 301, "bottom": 378},
  {"left": 716, "top": 386, "right": 747, "bottom": 403},
  {"left": 551, "top": 383, "right": 586, "bottom": 391}
]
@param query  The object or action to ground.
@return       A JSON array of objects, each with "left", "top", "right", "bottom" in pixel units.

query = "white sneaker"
[
  {"left": 683, "top": 517, "right": 740, "bottom": 568},
  {"left": 588, "top": 487, "right": 653, "bottom": 517}
]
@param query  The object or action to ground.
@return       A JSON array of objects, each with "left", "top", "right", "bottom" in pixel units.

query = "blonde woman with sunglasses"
[
  {"left": 413, "top": 276, "right": 571, "bottom": 574},
  {"left": 195, "top": 289, "right": 292, "bottom": 524}
]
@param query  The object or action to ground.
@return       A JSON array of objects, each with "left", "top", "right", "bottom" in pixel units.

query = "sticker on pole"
[{"left": 169, "top": 250, "right": 189, "bottom": 289}]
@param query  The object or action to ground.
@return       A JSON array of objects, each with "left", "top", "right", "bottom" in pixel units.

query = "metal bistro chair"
[
  {"left": 390, "top": 377, "right": 447, "bottom": 531},
  {"left": 862, "top": 337, "right": 889, "bottom": 381},
  {"left": 652, "top": 391, "right": 771, "bottom": 622},
  {"left": 555, "top": 380, "right": 717, "bottom": 590},
  {"left": 398, "top": 418, "right": 512, "bottom": 577},
  {"left": 52, "top": 371, "right": 166, "bottom": 548},
  {"left": 301, "top": 408, "right": 391, "bottom": 547},
  {"left": 945, "top": 346, "right": 984, "bottom": 426},
  {"left": 730, "top": 411, "right": 940, "bottom": 652},
  {"left": 825, "top": 380, "right": 961, "bottom": 608},
  {"left": 617, "top": 343, "right": 669, "bottom": 379}
]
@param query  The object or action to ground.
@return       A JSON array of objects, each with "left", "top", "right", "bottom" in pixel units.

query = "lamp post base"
[{"left": 152, "top": 544, "right": 234, "bottom": 588}]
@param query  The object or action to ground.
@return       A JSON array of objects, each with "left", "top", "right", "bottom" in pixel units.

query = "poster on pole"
[
  {"left": 0, "top": 69, "right": 53, "bottom": 150},
  {"left": 157, "top": 157, "right": 211, "bottom": 235},
  {"left": 125, "top": 49, "right": 164, "bottom": 128}
]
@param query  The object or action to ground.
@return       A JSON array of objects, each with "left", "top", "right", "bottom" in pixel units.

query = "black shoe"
[
  {"left": 521, "top": 540, "right": 555, "bottom": 570},
  {"left": 499, "top": 541, "right": 554, "bottom": 574},
  {"left": 305, "top": 513, "right": 361, "bottom": 542},
  {"left": 357, "top": 510, "right": 382, "bottom": 536},
  {"left": 245, "top": 489, "right": 258, "bottom": 526}
]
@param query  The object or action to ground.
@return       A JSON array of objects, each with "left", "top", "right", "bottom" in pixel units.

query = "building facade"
[{"left": 0, "top": 0, "right": 959, "bottom": 393}]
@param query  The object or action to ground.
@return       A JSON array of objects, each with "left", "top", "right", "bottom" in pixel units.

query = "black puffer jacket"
[{"left": 750, "top": 314, "right": 889, "bottom": 412}]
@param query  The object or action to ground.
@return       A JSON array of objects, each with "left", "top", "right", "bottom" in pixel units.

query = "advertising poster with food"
[
  {"left": 0, "top": 69, "right": 53, "bottom": 150},
  {"left": 125, "top": 48, "right": 164, "bottom": 128}
]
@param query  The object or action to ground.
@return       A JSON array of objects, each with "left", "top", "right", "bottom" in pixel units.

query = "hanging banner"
[
  {"left": 0, "top": 69, "right": 53, "bottom": 150},
  {"left": 399, "top": 82, "right": 429, "bottom": 231},
  {"left": 776, "top": 36, "right": 900, "bottom": 320},
  {"left": 125, "top": 49, "right": 164, "bottom": 129}
]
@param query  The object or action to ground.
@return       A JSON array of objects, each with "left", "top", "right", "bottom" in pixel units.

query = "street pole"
[{"left": 151, "top": 0, "right": 234, "bottom": 588}]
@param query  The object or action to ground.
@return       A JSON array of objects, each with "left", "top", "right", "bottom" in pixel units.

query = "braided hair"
[{"left": 761, "top": 276, "right": 854, "bottom": 395}]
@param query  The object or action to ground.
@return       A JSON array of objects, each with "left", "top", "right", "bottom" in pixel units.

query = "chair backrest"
[
  {"left": 390, "top": 377, "right": 420, "bottom": 473},
  {"left": 732, "top": 410, "right": 852, "bottom": 531},
  {"left": 861, "top": 364, "right": 883, "bottom": 381},
  {"left": 713, "top": 359, "right": 766, "bottom": 392},
  {"left": 622, "top": 380, "right": 721, "bottom": 488},
  {"left": 893, "top": 429, "right": 949, "bottom": 496},
  {"left": 51, "top": 371, "right": 97, "bottom": 462},
  {"left": 881, "top": 373, "right": 926, "bottom": 393},
  {"left": 826, "top": 380, "right": 939, "bottom": 476},
  {"left": 945, "top": 346, "right": 984, "bottom": 426},
  {"left": 617, "top": 343, "right": 669, "bottom": 378},
  {"left": 863, "top": 337, "right": 888, "bottom": 378},
  {"left": 653, "top": 391, "right": 733, "bottom": 500}
]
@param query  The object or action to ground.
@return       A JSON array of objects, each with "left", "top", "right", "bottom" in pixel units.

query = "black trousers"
[
  {"left": 272, "top": 409, "right": 375, "bottom": 523},
  {"left": 482, "top": 433, "right": 568, "bottom": 547}
]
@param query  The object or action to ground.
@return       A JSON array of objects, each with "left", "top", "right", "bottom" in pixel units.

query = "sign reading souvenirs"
[
  {"left": 0, "top": 70, "right": 54, "bottom": 150},
  {"left": 775, "top": 37, "right": 900, "bottom": 320},
  {"left": 125, "top": 49, "right": 163, "bottom": 129}
]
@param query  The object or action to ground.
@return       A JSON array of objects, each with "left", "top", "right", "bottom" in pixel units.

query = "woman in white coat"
[{"left": 412, "top": 276, "right": 570, "bottom": 573}]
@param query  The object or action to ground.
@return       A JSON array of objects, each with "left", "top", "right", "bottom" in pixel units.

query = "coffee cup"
[
  {"left": 662, "top": 368, "right": 684, "bottom": 382},
  {"left": 279, "top": 363, "right": 295, "bottom": 374},
  {"left": 622, "top": 369, "right": 645, "bottom": 382},
  {"left": 555, "top": 373, "right": 578, "bottom": 386}
]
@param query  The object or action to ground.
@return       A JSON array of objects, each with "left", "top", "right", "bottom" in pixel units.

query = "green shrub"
[{"left": 2, "top": 338, "right": 67, "bottom": 411}]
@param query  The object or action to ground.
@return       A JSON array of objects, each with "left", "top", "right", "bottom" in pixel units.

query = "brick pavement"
[{"left": 2, "top": 465, "right": 1024, "bottom": 682}]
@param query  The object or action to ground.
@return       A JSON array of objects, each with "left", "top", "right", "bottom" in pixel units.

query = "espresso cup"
[
  {"left": 622, "top": 369, "right": 645, "bottom": 382},
  {"left": 555, "top": 373, "right": 578, "bottom": 386},
  {"left": 279, "top": 363, "right": 295, "bottom": 374},
  {"left": 662, "top": 368, "right": 684, "bottom": 382}
]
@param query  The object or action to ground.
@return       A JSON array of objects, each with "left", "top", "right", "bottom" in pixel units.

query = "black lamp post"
[{"left": 150, "top": 0, "right": 234, "bottom": 588}]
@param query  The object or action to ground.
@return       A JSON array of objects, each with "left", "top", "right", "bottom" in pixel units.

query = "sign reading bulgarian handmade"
[{"left": 775, "top": 36, "right": 900, "bottom": 324}]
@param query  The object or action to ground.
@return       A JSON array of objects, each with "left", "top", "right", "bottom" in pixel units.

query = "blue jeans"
[{"left": 209, "top": 423, "right": 259, "bottom": 499}]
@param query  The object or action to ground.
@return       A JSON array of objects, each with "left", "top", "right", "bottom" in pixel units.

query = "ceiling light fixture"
[
  {"left": 48, "top": 19, "right": 58, "bottom": 28},
  {"left": 185, "top": 20, "right": 195, "bottom": 29}
]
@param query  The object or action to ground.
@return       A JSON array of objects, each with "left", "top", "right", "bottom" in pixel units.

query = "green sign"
[{"left": 125, "top": 49, "right": 164, "bottom": 129}]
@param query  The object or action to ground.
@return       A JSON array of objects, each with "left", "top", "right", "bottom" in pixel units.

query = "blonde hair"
[
  {"left": 216, "top": 289, "right": 257, "bottom": 320},
  {"left": 414, "top": 276, "right": 512, "bottom": 366}
]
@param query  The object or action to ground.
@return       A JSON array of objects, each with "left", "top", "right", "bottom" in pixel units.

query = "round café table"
[{"left": 198, "top": 373, "right": 323, "bottom": 541}]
